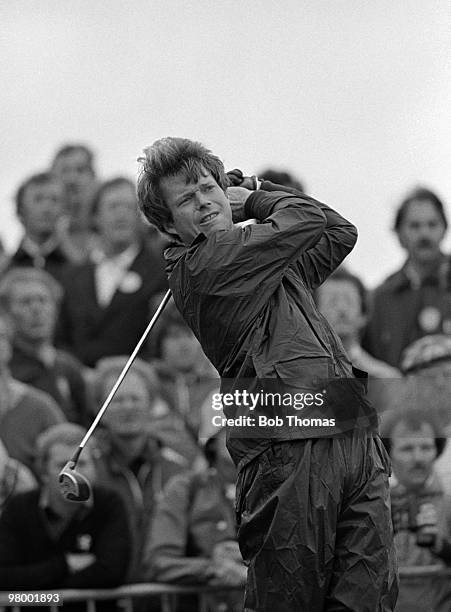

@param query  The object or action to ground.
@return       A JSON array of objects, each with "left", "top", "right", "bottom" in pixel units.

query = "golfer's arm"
[
  {"left": 258, "top": 180, "right": 358, "bottom": 289},
  {"left": 208, "top": 191, "right": 326, "bottom": 298},
  {"left": 245, "top": 187, "right": 326, "bottom": 224}
]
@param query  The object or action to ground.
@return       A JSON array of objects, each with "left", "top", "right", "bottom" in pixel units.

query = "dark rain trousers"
[{"left": 235, "top": 431, "right": 399, "bottom": 612}]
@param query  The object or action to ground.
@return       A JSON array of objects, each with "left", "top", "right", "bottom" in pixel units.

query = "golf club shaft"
[{"left": 75, "top": 288, "right": 172, "bottom": 455}]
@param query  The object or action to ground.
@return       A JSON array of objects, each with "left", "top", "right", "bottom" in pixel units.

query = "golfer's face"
[{"left": 160, "top": 170, "right": 233, "bottom": 243}]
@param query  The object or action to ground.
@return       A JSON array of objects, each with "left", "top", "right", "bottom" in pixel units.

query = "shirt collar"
[
  {"left": 21, "top": 234, "right": 62, "bottom": 258},
  {"left": 388, "top": 255, "right": 449, "bottom": 292},
  {"left": 13, "top": 338, "right": 57, "bottom": 368},
  {"left": 93, "top": 242, "right": 139, "bottom": 267}
]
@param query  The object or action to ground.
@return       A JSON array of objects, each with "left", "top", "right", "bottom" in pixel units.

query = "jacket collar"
[
  {"left": 16, "top": 235, "right": 67, "bottom": 262},
  {"left": 164, "top": 234, "right": 206, "bottom": 273},
  {"left": 385, "top": 255, "right": 450, "bottom": 292}
]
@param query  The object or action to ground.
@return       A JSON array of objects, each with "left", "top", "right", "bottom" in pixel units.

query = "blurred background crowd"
[{"left": 1, "top": 141, "right": 451, "bottom": 612}]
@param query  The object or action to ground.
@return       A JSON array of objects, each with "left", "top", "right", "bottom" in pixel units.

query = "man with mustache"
[
  {"left": 363, "top": 187, "right": 450, "bottom": 368},
  {"left": 381, "top": 407, "right": 451, "bottom": 611}
]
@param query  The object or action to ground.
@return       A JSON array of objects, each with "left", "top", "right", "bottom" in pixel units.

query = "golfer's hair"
[
  {"left": 51, "top": 143, "right": 95, "bottom": 175},
  {"left": 380, "top": 407, "right": 447, "bottom": 458},
  {"left": 91, "top": 176, "right": 136, "bottom": 217},
  {"left": 0, "top": 267, "right": 63, "bottom": 310},
  {"left": 35, "top": 423, "right": 95, "bottom": 475},
  {"left": 137, "top": 137, "right": 229, "bottom": 236},
  {"left": 393, "top": 186, "right": 448, "bottom": 232},
  {"left": 15, "top": 171, "right": 63, "bottom": 217},
  {"left": 92, "top": 356, "right": 160, "bottom": 409}
]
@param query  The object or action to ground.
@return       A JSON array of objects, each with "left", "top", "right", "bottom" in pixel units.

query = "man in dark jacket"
[
  {"left": 56, "top": 177, "right": 167, "bottom": 367},
  {"left": 0, "top": 423, "right": 131, "bottom": 589},
  {"left": 9, "top": 171, "right": 76, "bottom": 285},
  {"left": 362, "top": 187, "right": 450, "bottom": 367},
  {"left": 0, "top": 267, "right": 90, "bottom": 425},
  {"left": 136, "top": 137, "right": 398, "bottom": 611}
]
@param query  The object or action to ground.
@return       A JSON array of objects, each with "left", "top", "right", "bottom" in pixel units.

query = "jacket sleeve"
[
  {"left": 196, "top": 189, "right": 327, "bottom": 300},
  {"left": 143, "top": 475, "right": 212, "bottom": 585},
  {"left": 259, "top": 180, "right": 358, "bottom": 290}
]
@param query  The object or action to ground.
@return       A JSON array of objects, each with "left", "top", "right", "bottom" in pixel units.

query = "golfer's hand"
[
  {"left": 65, "top": 552, "right": 96, "bottom": 573},
  {"left": 227, "top": 169, "right": 258, "bottom": 190},
  {"left": 227, "top": 186, "right": 253, "bottom": 223}
]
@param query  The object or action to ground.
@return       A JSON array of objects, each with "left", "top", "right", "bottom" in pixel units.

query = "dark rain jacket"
[{"left": 165, "top": 182, "right": 378, "bottom": 470}]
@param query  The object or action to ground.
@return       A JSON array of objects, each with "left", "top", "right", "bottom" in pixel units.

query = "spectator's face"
[
  {"left": 95, "top": 183, "right": 139, "bottom": 247},
  {"left": 45, "top": 442, "right": 96, "bottom": 501},
  {"left": 390, "top": 420, "right": 436, "bottom": 490},
  {"left": 52, "top": 149, "right": 95, "bottom": 206},
  {"left": 0, "top": 317, "right": 12, "bottom": 368},
  {"left": 20, "top": 180, "right": 64, "bottom": 238},
  {"left": 159, "top": 170, "right": 232, "bottom": 243},
  {"left": 9, "top": 280, "right": 56, "bottom": 343},
  {"left": 102, "top": 371, "right": 150, "bottom": 437},
  {"left": 317, "top": 279, "right": 365, "bottom": 338},
  {"left": 161, "top": 324, "right": 202, "bottom": 372},
  {"left": 398, "top": 200, "right": 446, "bottom": 263}
]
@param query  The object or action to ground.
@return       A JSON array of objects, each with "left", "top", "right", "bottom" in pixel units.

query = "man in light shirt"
[{"left": 57, "top": 177, "right": 167, "bottom": 368}]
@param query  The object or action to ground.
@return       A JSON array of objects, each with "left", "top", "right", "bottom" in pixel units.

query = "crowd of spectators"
[{"left": 1, "top": 147, "right": 451, "bottom": 610}]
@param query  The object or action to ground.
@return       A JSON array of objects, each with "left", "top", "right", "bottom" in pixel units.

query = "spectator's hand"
[
  {"left": 401, "top": 334, "right": 451, "bottom": 373},
  {"left": 226, "top": 186, "right": 253, "bottom": 223},
  {"left": 212, "top": 540, "right": 242, "bottom": 564},
  {"left": 65, "top": 553, "right": 96, "bottom": 573},
  {"left": 226, "top": 169, "right": 258, "bottom": 190},
  {"left": 209, "top": 559, "right": 247, "bottom": 587}
]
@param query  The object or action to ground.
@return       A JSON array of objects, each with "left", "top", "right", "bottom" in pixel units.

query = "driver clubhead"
[{"left": 58, "top": 461, "right": 92, "bottom": 502}]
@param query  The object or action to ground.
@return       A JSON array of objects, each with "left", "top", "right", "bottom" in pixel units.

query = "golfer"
[{"left": 137, "top": 137, "right": 398, "bottom": 611}]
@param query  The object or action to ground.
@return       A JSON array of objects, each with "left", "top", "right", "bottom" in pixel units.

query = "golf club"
[{"left": 58, "top": 288, "right": 172, "bottom": 501}]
